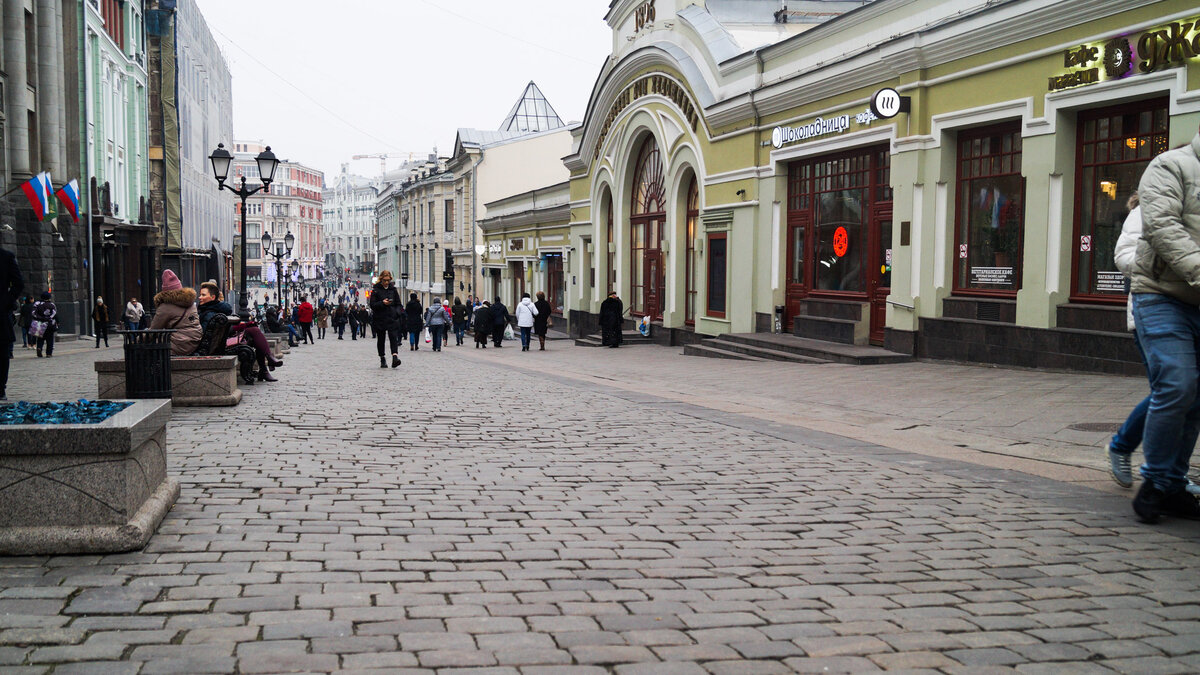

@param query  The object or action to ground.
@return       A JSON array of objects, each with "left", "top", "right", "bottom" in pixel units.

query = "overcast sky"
[{"left": 196, "top": 0, "right": 613, "bottom": 183}]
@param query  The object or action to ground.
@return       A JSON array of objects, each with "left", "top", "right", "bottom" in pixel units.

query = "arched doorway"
[{"left": 630, "top": 136, "right": 666, "bottom": 320}]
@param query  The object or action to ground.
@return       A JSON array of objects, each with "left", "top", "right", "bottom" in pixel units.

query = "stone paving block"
[
  {"left": 569, "top": 644, "right": 657, "bottom": 664},
  {"left": 49, "top": 664, "right": 141, "bottom": 675},
  {"left": 615, "top": 663, "right": 709, "bottom": 675},
  {"left": 417, "top": 649, "right": 498, "bottom": 667}
]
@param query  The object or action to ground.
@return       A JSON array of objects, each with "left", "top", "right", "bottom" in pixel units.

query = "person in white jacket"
[
  {"left": 515, "top": 292, "right": 538, "bottom": 351},
  {"left": 1111, "top": 196, "right": 1200, "bottom": 497}
]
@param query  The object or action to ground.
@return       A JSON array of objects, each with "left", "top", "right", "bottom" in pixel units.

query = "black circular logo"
[{"left": 1104, "top": 38, "right": 1132, "bottom": 79}]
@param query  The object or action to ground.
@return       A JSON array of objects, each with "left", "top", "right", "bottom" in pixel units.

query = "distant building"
[
  {"left": 230, "top": 141, "right": 323, "bottom": 306},
  {"left": 147, "top": 0, "right": 233, "bottom": 290},
  {"left": 322, "top": 166, "right": 377, "bottom": 277}
]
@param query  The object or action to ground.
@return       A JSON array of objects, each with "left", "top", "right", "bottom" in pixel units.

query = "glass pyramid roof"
[{"left": 499, "top": 82, "right": 565, "bottom": 133}]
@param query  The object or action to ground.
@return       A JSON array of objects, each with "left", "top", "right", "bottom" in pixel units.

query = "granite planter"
[
  {"left": 0, "top": 399, "right": 179, "bottom": 555},
  {"left": 95, "top": 355, "right": 242, "bottom": 406}
]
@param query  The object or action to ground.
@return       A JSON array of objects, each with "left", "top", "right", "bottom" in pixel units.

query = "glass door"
[
  {"left": 868, "top": 208, "right": 892, "bottom": 345},
  {"left": 784, "top": 211, "right": 811, "bottom": 328}
]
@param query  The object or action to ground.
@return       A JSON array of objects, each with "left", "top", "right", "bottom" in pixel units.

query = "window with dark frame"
[
  {"left": 444, "top": 199, "right": 454, "bottom": 233},
  {"left": 706, "top": 233, "right": 727, "bottom": 318},
  {"left": 629, "top": 136, "right": 665, "bottom": 316},
  {"left": 954, "top": 123, "right": 1025, "bottom": 294},
  {"left": 1072, "top": 98, "right": 1168, "bottom": 301},
  {"left": 606, "top": 194, "right": 615, "bottom": 294}
]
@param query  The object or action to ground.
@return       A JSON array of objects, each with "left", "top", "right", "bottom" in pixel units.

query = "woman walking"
[
  {"left": 92, "top": 297, "right": 110, "bottom": 348},
  {"left": 473, "top": 301, "right": 492, "bottom": 348},
  {"left": 515, "top": 292, "right": 538, "bottom": 351},
  {"left": 405, "top": 293, "right": 424, "bottom": 351},
  {"left": 31, "top": 292, "right": 57, "bottom": 357},
  {"left": 123, "top": 297, "right": 144, "bottom": 331},
  {"left": 424, "top": 298, "right": 451, "bottom": 352},
  {"left": 333, "top": 304, "right": 347, "bottom": 339},
  {"left": 533, "top": 291, "right": 552, "bottom": 351},
  {"left": 369, "top": 270, "right": 403, "bottom": 369},
  {"left": 491, "top": 297, "right": 510, "bottom": 348},
  {"left": 347, "top": 303, "right": 359, "bottom": 341},
  {"left": 452, "top": 297, "right": 469, "bottom": 346},
  {"left": 315, "top": 301, "right": 329, "bottom": 340}
]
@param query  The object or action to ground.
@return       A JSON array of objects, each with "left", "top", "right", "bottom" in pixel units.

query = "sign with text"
[{"left": 970, "top": 266, "right": 1014, "bottom": 286}]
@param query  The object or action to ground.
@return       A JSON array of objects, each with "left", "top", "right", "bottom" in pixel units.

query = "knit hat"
[
  {"left": 161, "top": 269, "right": 182, "bottom": 292},
  {"left": 40, "top": 291, "right": 50, "bottom": 300}
]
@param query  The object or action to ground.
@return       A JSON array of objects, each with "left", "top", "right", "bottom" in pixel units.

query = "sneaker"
[
  {"left": 1161, "top": 489, "right": 1200, "bottom": 520},
  {"left": 1133, "top": 480, "right": 1165, "bottom": 524},
  {"left": 1107, "top": 443, "right": 1133, "bottom": 488},
  {"left": 1188, "top": 480, "right": 1200, "bottom": 497}
]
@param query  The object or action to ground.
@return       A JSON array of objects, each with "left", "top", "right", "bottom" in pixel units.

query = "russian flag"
[
  {"left": 19, "top": 172, "right": 51, "bottom": 221},
  {"left": 55, "top": 179, "right": 80, "bottom": 222}
]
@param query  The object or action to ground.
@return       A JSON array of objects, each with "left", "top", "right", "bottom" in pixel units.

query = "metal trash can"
[{"left": 118, "top": 329, "right": 174, "bottom": 399}]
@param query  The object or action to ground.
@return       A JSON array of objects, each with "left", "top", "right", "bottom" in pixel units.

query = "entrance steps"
[
  {"left": 575, "top": 330, "right": 655, "bottom": 347},
  {"left": 684, "top": 333, "right": 912, "bottom": 365},
  {"left": 793, "top": 298, "right": 870, "bottom": 345}
]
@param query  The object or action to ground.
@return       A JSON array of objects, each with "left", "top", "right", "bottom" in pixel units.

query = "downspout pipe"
[
  {"left": 470, "top": 150, "right": 482, "bottom": 300},
  {"left": 82, "top": 1, "right": 93, "bottom": 339}
]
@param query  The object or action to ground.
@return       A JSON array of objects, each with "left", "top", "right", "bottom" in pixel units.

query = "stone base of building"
[
  {"left": 0, "top": 399, "right": 178, "bottom": 555},
  {"left": 569, "top": 309, "right": 705, "bottom": 347}
]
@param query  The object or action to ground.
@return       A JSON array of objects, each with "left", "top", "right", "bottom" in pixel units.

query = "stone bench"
[
  {"left": 0, "top": 399, "right": 179, "bottom": 554},
  {"left": 95, "top": 355, "right": 243, "bottom": 407}
]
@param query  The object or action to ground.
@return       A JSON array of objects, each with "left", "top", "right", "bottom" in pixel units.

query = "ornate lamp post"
[
  {"left": 209, "top": 143, "right": 280, "bottom": 319},
  {"left": 261, "top": 230, "right": 294, "bottom": 318}
]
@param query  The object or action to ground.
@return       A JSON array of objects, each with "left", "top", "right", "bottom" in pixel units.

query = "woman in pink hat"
[{"left": 150, "top": 269, "right": 203, "bottom": 355}]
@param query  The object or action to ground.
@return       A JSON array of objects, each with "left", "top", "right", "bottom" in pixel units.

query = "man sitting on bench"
[{"left": 197, "top": 280, "right": 282, "bottom": 381}]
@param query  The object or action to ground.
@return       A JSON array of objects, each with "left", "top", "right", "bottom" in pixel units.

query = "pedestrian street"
[{"left": 2, "top": 338, "right": 1199, "bottom": 674}]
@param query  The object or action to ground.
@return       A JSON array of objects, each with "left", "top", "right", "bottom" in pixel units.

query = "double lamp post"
[{"left": 207, "top": 143, "right": 280, "bottom": 320}]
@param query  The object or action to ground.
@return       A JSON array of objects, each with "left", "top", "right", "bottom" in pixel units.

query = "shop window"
[
  {"left": 1073, "top": 98, "right": 1168, "bottom": 300},
  {"left": 814, "top": 154, "right": 872, "bottom": 292},
  {"left": 605, "top": 195, "right": 615, "bottom": 294},
  {"left": 630, "top": 136, "right": 665, "bottom": 316},
  {"left": 706, "top": 233, "right": 727, "bottom": 318},
  {"left": 954, "top": 124, "right": 1024, "bottom": 294},
  {"left": 685, "top": 177, "right": 698, "bottom": 325}
]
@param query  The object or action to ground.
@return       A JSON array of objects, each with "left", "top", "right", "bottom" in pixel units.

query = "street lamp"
[
  {"left": 209, "top": 142, "right": 280, "bottom": 319},
  {"left": 262, "top": 230, "right": 294, "bottom": 320}
]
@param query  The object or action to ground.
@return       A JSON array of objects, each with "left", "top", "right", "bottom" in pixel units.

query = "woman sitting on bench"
[{"left": 197, "top": 281, "right": 282, "bottom": 381}]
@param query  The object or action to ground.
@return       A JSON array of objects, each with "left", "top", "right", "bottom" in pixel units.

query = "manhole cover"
[{"left": 1068, "top": 422, "right": 1122, "bottom": 433}]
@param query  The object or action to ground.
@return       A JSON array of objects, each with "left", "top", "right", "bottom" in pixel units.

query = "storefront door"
[
  {"left": 511, "top": 261, "right": 525, "bottom": 303},
  {"left": 630, "top": 136, "right": 666, "bottom": 320},
  {"left": 784, "top": 145, "right": 893, "bottom": 343}
]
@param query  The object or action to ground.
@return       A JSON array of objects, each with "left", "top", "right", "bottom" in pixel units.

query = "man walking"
[
  {"left": 297, "top": 296, "right": 315, "bottom": 344},
  {"left": 1129, "top": 126, "right": 1200, "bottom": 522}
]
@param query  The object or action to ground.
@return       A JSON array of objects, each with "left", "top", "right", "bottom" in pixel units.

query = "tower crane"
[{"left": 351, "top": 152, "right": 417, "bottom": 177}]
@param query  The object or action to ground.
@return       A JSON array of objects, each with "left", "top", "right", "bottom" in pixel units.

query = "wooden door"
[
  {"left": 784, "top": 211, "right": 811, "bottom": 329},
  {"left": 868, "top": 207, "right": 892, "bottom": 345}
]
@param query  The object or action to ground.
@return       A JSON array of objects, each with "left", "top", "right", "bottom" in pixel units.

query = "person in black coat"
[
  {"left": 473, "top": 301, "right": 492, "bottom": 348},
  {"left": 533, "top": 291, "right": 553, "bottom": 351},
  {"left": 599, "top": 290, "right": 623, "bottom": 348},
  {"left": 0, "top": 248, "right": 24, "bottom": 400},
  {"left": 369, "top": 271, "right": 403, "bottom": 368},
  {"left": 491, "top": 296, "right": 510, "bottom": 347},
  {"left": 404, "top": 293, "right": 424, "bottom": 351}
]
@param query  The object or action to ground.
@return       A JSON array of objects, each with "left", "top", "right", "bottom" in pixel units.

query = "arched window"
[
  {"left": 685, "top": 176, "right": 698, "bottom": 324},
  {"left": 630, "top": 137, "right": 665, "bottom": 315}
]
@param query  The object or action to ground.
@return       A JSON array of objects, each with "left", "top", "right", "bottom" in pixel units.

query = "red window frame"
[
  {"left": 630, "top": 137, "right": 665, "bottom": 317},
  {"left": 953, "top": 122, "right": 1025, "bottom": 297},
  {"left": 706, "top": 232, "right": 728, "bottom": 319},
  {"left": 1070, "top": 97, "right": 1169, "bottom": 304}
]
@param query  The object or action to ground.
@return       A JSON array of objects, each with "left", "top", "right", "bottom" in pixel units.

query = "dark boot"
[
  {"left": 1133, "top": 481, "right": 1166, "bottom": 524},
  {"left": 391, "top": 355, "right": 402, "bottom": 368},
  {"left": 539, "top": 336, "right": 546, "bottom": 351},
  {"left": 380, "top": 356, "right": 388, "bottom": 368}
]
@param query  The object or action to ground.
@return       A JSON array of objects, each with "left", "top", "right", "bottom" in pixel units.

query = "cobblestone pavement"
[{"left": 2, "top": 337, "right": 1199, "bottom": 674}]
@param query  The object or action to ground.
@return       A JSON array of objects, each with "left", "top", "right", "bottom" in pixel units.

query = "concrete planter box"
[
  {"left": 0, "top": 399, "right": 179, "bottom": 555},
  {"left": 96, "top": 356, "right": 242, "bottom": 406}
]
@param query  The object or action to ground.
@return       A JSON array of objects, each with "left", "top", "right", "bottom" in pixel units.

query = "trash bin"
[{"left": 118, "top": 329, "right": 174, "bottom": 399}]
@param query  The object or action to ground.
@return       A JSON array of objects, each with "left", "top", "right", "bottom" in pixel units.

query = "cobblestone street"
[{"left": 2, "top": 338, "right": 1199, "bottom": 674}]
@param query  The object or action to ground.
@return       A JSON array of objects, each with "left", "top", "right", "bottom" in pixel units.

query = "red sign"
[
  {"left": 833, "top": 227, "right": 849, "bottom": 257},
  {"left": 1080, "top": 235, "right": 1092, "bottom": 252}
]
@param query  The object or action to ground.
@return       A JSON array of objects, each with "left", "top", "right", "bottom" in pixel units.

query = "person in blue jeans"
[
  {"left": 1127, "top": 129, "right": 1200, "bottom": 523},
  {"left": 515, "top": 292, "right": 538, "bottom": 352}
]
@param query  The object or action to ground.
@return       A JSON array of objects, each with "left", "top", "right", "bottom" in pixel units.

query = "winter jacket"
[
  {"left": 424, "top": 304, "right": 449, "bottom": 326},
  {"left": 124, "top": 301, "right": 145, "bottom": 323},
  {"left": 534, "top": 299, "right": 552, "bottom": 333},
  {"left": 315, "top": 306, "right": 329, "bottom": 328},
  {"left": 491, "top": 301, "right": 509, "bottom": 327},
  {"left": 32, "top": 300, "right": 57, "bottom": 330},
  {"left": 451, "top": 302, "right": 470, "bottom": 324},
  {"left": 1114, "top": 205, "right": 1141, "bottom": 331},
  {"left": 1132, "top": 133, "right": 1200, "bottom": 305},
  {"left": 150, "top": 287, "right": 203, "bottom": 355},
  {"left": 92, "top": 303, "right": 109, "bottom": 325},
  {"left": 0, "top": 250, "right": 23, "bottom": 344},
  {"left": 198, "top": 299, "right": 234, "bottom": 333},
  {"left": 297, "top": 301, "right": 314, "bottom": 323},
  {"left": 515, "top": 298, "right": 538, "bottom": 328},
  {"left": 19, "top": 301, "right": 33, "bottom": 329},
  {"left": 405, "top": 300, "right": 424, "bottom": 331},
  {"left": 369, "top": 284, "right": 402, "bottom": 330},
  {"left": 473, "top": 306, "right": 492, "bottom": 331}
]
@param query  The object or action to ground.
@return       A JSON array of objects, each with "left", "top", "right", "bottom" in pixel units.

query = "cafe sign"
[
  {"left": 1048, "top": 17, "right": 1200, "bottom": 92},
  {"left": 593, "top": 74, "right": 702, "bottom": 162}
]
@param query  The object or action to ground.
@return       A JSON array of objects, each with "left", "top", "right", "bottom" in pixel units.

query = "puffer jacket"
[
  {"left": 1132, "top": 133, "right": 1200, "bottom": 305},
  {"left": 150, "top": 288, "right": 203, "bottom": 355},
  {"left": 1114, "top": 205, "right": 1141, "bottom": 331},
  {"left": 515, "top": 298, "right": 538, "bottom": 328}
]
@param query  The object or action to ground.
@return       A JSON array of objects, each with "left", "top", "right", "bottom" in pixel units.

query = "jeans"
[
  {"left": 349, "top": 323, "right": 358, "bottom": 340},
  {"left": 454, "top": 321, "right": 466, "bottom": 345},
  {"left": 318, "top": 325, "right": 326, "bottom": 339},
  {"left": 335, "top": 323, "right": 345, "bottom": 338},
  {"left": 520, "top": 326, "right": 532, "bottom": 349},
  {"left": 431, "top": 324, "right": 444, "bottom": 351},
  {"left": 1111, "top": 333, "right": 1150, "bottom": 454},
  {"left": 1132, "top": 293, "right": 1200, "bottom": 493},
  {"left": 125, "top": 320, "right": 139, "bottom": 332},
  {"left": 409, "top": 331, "right": 420, "bottom": 347},
  {"left": 20, "top": 326, "right": 29, "bottom": 347},
  {"left": 36, "top": 330, "right": 55, "bottom": 356}
]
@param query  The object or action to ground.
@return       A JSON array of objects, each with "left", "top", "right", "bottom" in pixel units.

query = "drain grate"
[{"left": 1068, "top": 422, "right": 1122, "bottom": 433}]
